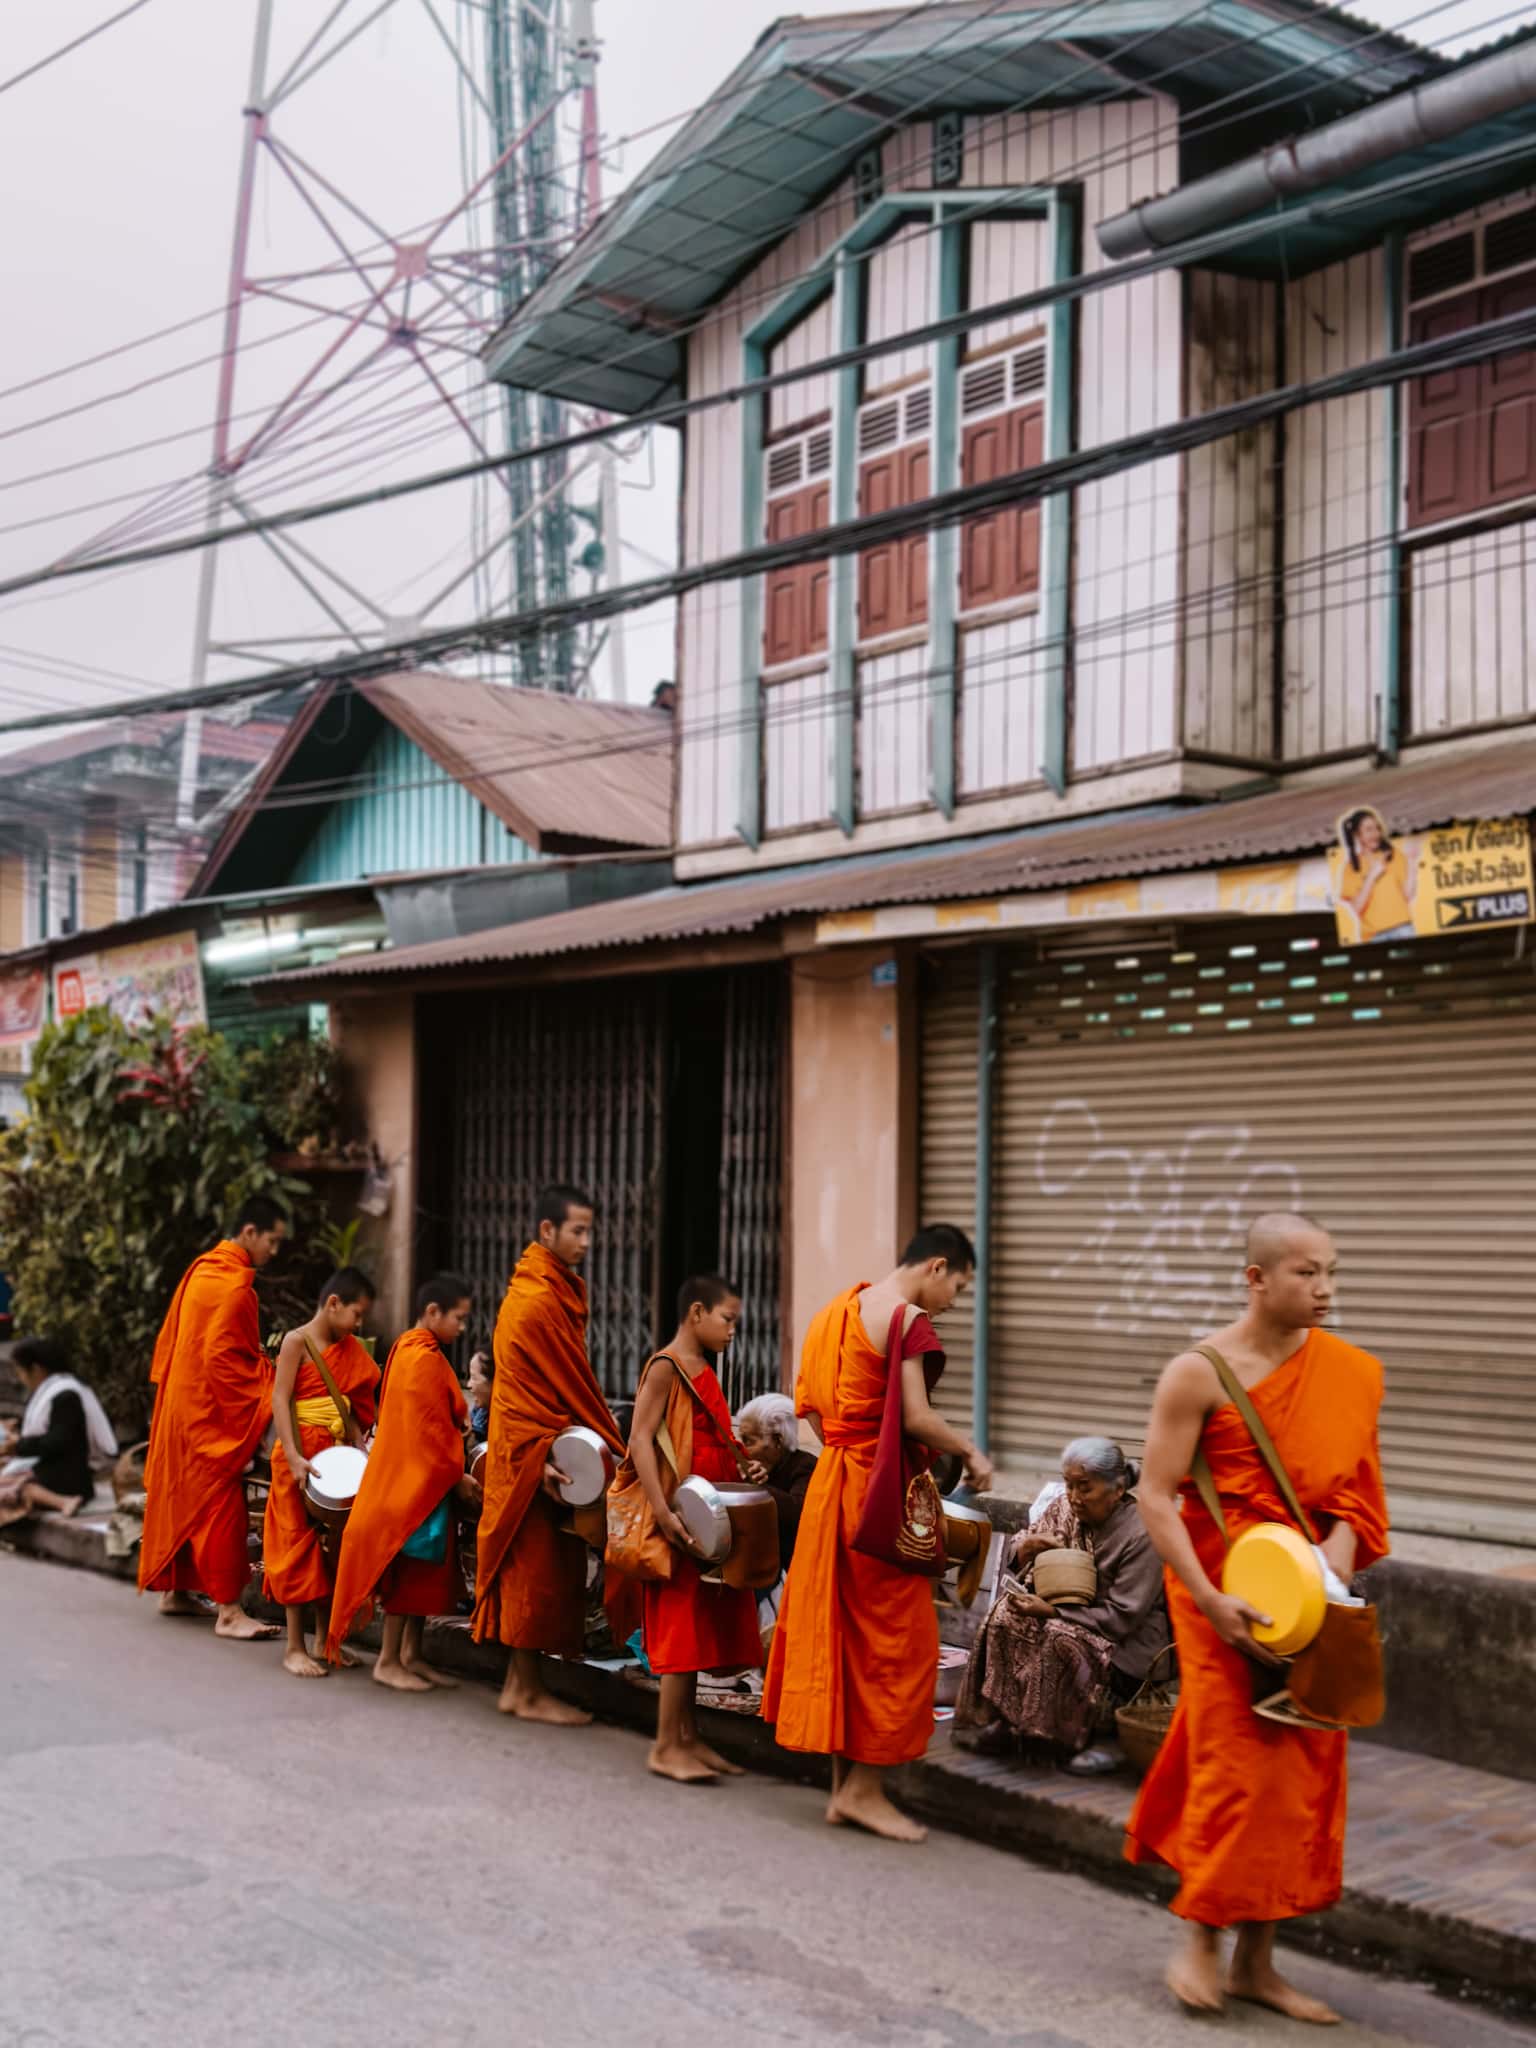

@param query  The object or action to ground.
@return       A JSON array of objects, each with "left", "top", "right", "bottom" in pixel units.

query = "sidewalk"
[{"left": 9, "top": 1502, "right": 1536, "bottom": 2013}]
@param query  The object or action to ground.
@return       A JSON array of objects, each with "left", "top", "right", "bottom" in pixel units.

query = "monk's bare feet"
[
  {"left": 212, "top": 1604, "right": 282, "bottom": 1641},
  {"left": 825, "top": 1779, "right": 927, "bottom": 1842},
  {"left": 649, "top": 1741, "right": 719, "bottom": 1783},
  {"left": 158, "top": 1590, "right": 209, "bottom": 1617},
  {"left": 502, "top": 1686, "right": 592, "bottom": 1725},
  {"left": 318, "top": 1638, "right": 362, "bottom": 1669},
  {"left": 282, "top": 1648, "right": 329, "bottom": 1680},
  {"left": 688, "top": 1738, "right": 744, "bottom": 1776},
  {"left": 1166, "top": 1933, "right": 1226, "bottom": 2015},
  {"left": 403, "top": 1660, "right": 459, "bottom": 1689},
  {"left": 372, "top": 1660, "right": 432, "bottom": 1692},
  {"left": 1227, "top": 1965, "right": 1341, "bottom": 2025}
]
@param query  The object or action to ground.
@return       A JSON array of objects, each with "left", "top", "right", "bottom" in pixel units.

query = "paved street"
[{"left": 3, "top": 1556, "right": 1532, "bottom": 2048}]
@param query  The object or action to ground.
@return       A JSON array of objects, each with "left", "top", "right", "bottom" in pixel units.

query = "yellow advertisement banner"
[{"left": 1327, "top": 811, "right": 1534, "bottom": 946}]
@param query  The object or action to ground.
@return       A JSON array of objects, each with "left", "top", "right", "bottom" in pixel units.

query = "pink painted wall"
[{"left": 787, "top": 944, "right": 918, "bottom": 1369}]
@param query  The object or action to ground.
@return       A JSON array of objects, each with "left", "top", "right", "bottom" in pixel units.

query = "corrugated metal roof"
[
  {"left": 259, "top": 736, "right": 1536, "bottom": 988},
  {"left": 358, "top": 676, "right": 672, "bottom": 852},
  {"left": 483, "top": 0, "right": 1435, "bottom": 414}
]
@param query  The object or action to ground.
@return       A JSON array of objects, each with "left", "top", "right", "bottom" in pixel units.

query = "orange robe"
[
  {"left": 763, "top": 1287, "right": 941, "bottom": 1766},
  {"left": 472, "top": 1242, "right": 627, "bottom": 1658},
  {"left": 261, "top": 1335, "right": 381, "bottom": 1608},
  {"left": 138, "top": 1240, "right": 272, "bottom": 1607},
  {"left": 641, "top": 1363, "right": 763, "bottom": 1677},
  {"left": 325, "top": 1329, "right": 467, "bottom": 1656},
  {"left": 1125, "top": 1327, "right": 1389, "bottom": 1925}
]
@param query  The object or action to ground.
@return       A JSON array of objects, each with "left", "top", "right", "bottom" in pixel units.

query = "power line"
[
  {"left": 0, "top": 0, "right": 154, "bottom": 100},
  {"left": 0, "top": 293, "right": 1531, "bottom": 740}
]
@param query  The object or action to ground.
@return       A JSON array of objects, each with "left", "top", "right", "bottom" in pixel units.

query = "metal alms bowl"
[
  {"left": 305, "top": 1443, "right": 367, "bottom": 1509},
  {"left": 672, "top": 1475, "right": 732, "bottom": 1564},
  {"left": 552, "top": 1426, "right": 615, "bottom": 1508}
]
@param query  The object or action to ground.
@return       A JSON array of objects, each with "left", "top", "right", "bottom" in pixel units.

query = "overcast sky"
[{"left": 0, "top": 0, "right": 1508, "bottom": 750}]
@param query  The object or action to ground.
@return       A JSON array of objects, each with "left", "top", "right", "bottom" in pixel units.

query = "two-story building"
[{"left": 263, "top": 4, "right": 1536, "bottom": 1539}]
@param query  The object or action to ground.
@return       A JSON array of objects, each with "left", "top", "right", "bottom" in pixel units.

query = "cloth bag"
[
  {"left": 401, "top": 1497, "right": 450, "bottom": 1563},
  {"left": 603, "top": 1353, "right": 707, "bottom": 1584},
  {"left": 1191, "top": 1343, "right": 1384, "bottom": 1732},
  {"left": 850, "top": 1304, "right": 947, "bottom": 1578}
]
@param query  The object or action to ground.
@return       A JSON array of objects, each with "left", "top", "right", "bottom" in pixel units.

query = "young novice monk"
[
  {"left": 326, "top": 1274, "right": 478, "bottom": 1692},
  {"left": 627, "top": 1275, "right": 764, "bottom": 1783},
  {"left": 263, "top": 1267, "right": 381, "bottom": 1679}
]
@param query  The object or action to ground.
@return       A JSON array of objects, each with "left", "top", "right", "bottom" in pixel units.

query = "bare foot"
[
  {"left": 0, "top": 1501, "right": 28, "bottom": 1528},
  {"left": 212, "top": 1606, "right": 282, "bottom": 1641},
  {"left": 688, "top": 1738, "right": 744, "bottom": 1776},
  {"left": 503, "top": 1687, "right": 592, "bottom": 1725},
  {"left": 371, "top": 1661, "right": 432, "bottom": 1693},
  {"left": 649, "top": 1741, "right": 719, "bottom": 1783},
  {"left": 282, "top": 1648, "right": 330, "bottom": 1680},
  {"left": 1228, "top": 1967, "right": 1341, "bottom": 2025},
  {"left": 158, "top": 1590, "right": 210, "bottom": 1617},
  {"left": 56, "top": 1495, "right": 85, "bottom": 1519},
  {"left": 825, "top": 1783, "right": 927, "bottom": 1842},
  {"left": 327, "top": 1641, "right": 362, "bottom": 1669},
  {"left": 1167, "top": 1936, "right": 1226, "bottom": 2015},
  {"left": 403, "top": 1660, "right": 459, "bottom": 1690}
]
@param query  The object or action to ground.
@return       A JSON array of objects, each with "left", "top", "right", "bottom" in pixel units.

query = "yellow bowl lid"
[{"left": 1222, "top": 1522, "right": 1326, "bottom": 1657}]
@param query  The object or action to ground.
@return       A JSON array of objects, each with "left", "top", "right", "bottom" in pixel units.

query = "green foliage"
[
  {"left": 0, "top": 1012, "right": 301, "bottom": 1436},
  {"left": 241, "top": 1032, "right": 346, "bottom": 1155}
]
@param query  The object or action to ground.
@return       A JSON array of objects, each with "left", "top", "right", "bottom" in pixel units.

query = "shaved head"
[{"left": 1246, "top": 1211, "right": 1330, "bottom": 1271}]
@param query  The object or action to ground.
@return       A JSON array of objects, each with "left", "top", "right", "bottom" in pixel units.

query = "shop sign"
[
  {"left": 53, "top": 930, "right": 206, "bottom": 1030},
  {"left": 0, "top": 965, "right": 46, "bottom": 1072},
  {"left": 1327, "top": 811, "right": 1534, "bottom": 947}
]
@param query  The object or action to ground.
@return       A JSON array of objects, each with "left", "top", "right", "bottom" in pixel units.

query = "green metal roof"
[{"left": 483, "top": 0, "right": 1435, "bottom": 413}]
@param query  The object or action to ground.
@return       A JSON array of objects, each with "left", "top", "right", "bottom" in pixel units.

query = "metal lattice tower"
[{"left": 167, "top": 0, "right": 617, "bottom": 826}]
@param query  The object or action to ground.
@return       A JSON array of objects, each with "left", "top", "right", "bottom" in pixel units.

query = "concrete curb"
[{"left": 9, "top": 1512, "right": 1533, "bottom": 2017}]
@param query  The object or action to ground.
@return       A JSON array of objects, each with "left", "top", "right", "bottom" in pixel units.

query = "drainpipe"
[
  {"left": 1097, "top": 39, "right": 1536, "bottom": 261},
  {"left": 972, "top": 945, "right": 998, "bottom": 1459}
]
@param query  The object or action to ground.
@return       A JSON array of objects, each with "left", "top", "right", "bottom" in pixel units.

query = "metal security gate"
[
  {"left": 918, "top": 950, "right": 980, "bottom": 1433},
  {"left": 424, "top": 982, "right": 664, "bottom": 1398},
  {"left": 922, "top": 921, "right": 1536, "bottom": 1540},
  {"left": 715, "top": 967, "right": 786, "bottom": 1409}
]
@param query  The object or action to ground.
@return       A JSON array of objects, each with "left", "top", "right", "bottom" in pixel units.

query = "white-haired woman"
[
  {"left": 735, "top": 1392, "right": 818, "bottom": 1638},
  {"left": 955, "top": 1437, "right": 1169, "bottom": 1774}
]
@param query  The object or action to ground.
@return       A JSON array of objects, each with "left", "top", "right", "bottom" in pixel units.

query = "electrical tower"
[{"left": 154, "top": 0, "right": 622, "bottom": 827}]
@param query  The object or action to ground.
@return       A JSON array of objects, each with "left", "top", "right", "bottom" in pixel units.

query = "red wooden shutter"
[
  {"left": 1407, "top": 290, "right": 1483, "bottom": 528},
  {"left": 763, "top": 482, "right": 830, "bottom": 664},
  {"left": 1482, "top": 271, "right": 1536, "bottom": 506},
  {"left": 961, "top": 401, "right": 1043, "bottom": 608},
  {"left": 859, "top": 444, "right": 930, "bottom": 637}
]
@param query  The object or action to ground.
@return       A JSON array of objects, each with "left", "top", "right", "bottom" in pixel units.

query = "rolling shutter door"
[
  {"left": 923, "top": 921, "right": 1536, "bottom": 1540},
  {"left": 919, "top": 951, "right": 980, "bottom": 1433}
]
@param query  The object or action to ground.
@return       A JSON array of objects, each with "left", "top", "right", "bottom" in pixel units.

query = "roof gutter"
[{"left": 1097, "top": 37, "right": 1536, "bottom": 261}]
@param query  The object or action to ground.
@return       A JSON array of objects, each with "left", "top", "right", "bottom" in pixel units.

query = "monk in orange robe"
[
  {"left": 763, "top": 1225, "right": 993, "bottom": 1840},
  {"left": 473, "top": 1183, "right": 628, "bottom": 1726},
  {"left": 138, "top": 1195, "right": 289, "bottom": 1640},
  {"left": 626, "top": 1275, "right": 762, "bottom": 1783},
  {"left": 1127, "top": 1211, "right": 1389, "bottom": 2025},
  {"left": 326, "top": 1274, "right": 477, "bottom": 1691},
  {"left": 263, "top": 1266, "right": 381, "bottom": 1678}
]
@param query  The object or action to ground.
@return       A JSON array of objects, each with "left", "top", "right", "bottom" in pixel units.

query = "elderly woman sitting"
[
  {"left": 734, "top": 1392, "right": 818, "bottom": 1575},
  {"left": 955, "top": 1436, "right": 1169, "bottom": 1774}
]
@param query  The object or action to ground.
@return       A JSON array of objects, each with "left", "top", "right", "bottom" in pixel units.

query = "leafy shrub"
[{"left": 0, "top": 1013, "right": 301, "bottom": 1436}]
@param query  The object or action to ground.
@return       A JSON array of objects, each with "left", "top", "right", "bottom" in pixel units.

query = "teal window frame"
[{"left": 737, "top": 184, "right": 1077, "bottom": 846}]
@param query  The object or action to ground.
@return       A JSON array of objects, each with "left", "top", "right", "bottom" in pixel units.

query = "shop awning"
[{"left": 255, "top": 734, "right": 1536, "bottom": 992}]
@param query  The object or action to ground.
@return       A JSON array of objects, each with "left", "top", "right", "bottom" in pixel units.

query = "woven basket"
[
  {"left": 1115, "top": 1643, "right": 1179, "bottom": 1773},
  {"left": 1034, "top": 1547, "right": 1097, "bottom": 1605}
]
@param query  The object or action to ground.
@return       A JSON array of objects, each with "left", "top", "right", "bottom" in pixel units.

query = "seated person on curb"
[
  {"left": 955, "top": 1436, "right": 1169, "bottom": 1773},
  {"left": 468, "top": 1350, "right": 493, "bottom": 1447},
  {"left": 0, "top": 1337, "right": 118, "bottom": 1525},
  {"left": 263, "top": 1268, "right": 381, "bottom": 1680},
  {"left": 734, "top": 1391, "right": 817, "bottom": 1639}
]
